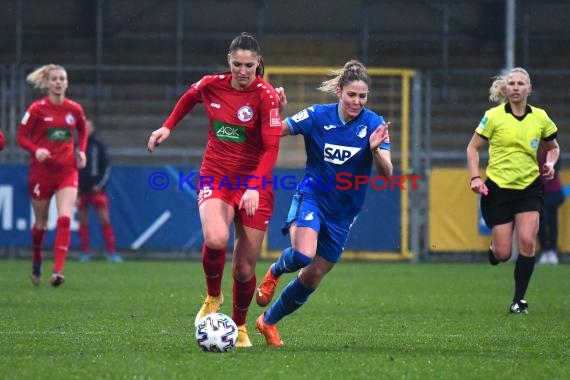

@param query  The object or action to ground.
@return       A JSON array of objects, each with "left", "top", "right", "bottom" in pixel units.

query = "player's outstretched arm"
[
  {"left": 370, "top": 122, "right": 392, "bottom": 177},
  {"left": 280, "top": 120, "right": 292, "bottom": 137},
  {"left": 147, "top": 127, "right": 171, "bottom": 153},
  {"left": 275, "top": 87, "right": 287, "bottom": 111}
]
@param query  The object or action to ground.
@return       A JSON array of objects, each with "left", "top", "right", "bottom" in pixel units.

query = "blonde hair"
[
  {"left": 318, "top": 60, "right": 370, "bottom": 95},
  {"left": 488, "top": 67, "right": 531, "bottom": 103},
  {"left": 26, "top": 64, "right": 66, "bottom": 90}
]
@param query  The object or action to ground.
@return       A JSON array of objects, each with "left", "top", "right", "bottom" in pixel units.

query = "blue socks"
[
  {"left": 264, "top": 276, "right": 315, "bottom": 325},
  {"left": 272, "top": 247, "right": 312, "bottom": 276},
  {"left": 263, "top": 248, "right": 314, "bottom": 324}
]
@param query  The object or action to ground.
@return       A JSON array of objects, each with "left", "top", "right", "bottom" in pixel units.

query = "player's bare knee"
[
  {"left": 494, "top": 247, "right": 511, "bottom": 262},
  {"left": 518, "top": 238, "right": 535, "bottom": 255},
  {"left": 203, "top": 233, "right": 229, "bottom": 250}
]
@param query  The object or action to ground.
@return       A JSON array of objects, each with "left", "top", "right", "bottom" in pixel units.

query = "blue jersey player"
[{"left": 255, "top": 60, "right": 393, "bottom": 346}]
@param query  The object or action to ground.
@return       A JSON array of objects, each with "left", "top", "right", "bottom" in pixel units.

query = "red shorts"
[
  {"left": 197, "top": 178, "right": 274, "bottom": 231},
  {"left": 28, "top": 169, "right": 78, "bottom": 201},
  {"left": 77, "top": 190, "right": 109, "bottom": 211}
]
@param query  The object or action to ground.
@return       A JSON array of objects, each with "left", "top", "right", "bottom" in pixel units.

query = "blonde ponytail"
[
  {"left": 488, "top": 67, "right": 531, "bottom": 104},
  {"left": 318, "top": 60, "right": 370, "bottom": 95},
  {"left": 26, "top": 64, "right": 66, "bottom": 90}
]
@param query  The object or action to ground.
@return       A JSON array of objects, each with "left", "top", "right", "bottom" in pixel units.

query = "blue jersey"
[{"left": 286, "top": 103, "right": 390, "bottom": 219}]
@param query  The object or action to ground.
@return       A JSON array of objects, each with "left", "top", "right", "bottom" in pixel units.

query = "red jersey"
[
  {"left": 163, "top": 74, "right": 281, "bottom": 187},
  {"left": 0, "top": 129, "right": 4, "bottom": 150},
  {"left": 17, "top": 96, "right": 87, "bottom": 174}
]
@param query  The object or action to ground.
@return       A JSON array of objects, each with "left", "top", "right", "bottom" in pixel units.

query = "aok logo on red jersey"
[
  {"left": 47, "top": 128, "right": 71, "bottom": 141},
  {"left": 213, "top": 121, "right": 245, "bottom": 142}
]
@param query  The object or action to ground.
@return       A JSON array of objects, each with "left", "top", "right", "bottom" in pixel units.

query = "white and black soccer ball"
[{"left": 195, "top": 313, "right": 238, "bottom": 353}]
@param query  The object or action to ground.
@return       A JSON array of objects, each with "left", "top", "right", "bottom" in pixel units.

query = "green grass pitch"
[{"left": 1, "top": 259, "right": 568, "bottom": 379}]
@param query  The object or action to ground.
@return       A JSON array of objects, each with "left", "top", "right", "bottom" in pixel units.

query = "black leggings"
[{"left": 538, "top": 191, "right": 564, "bottom": 250}]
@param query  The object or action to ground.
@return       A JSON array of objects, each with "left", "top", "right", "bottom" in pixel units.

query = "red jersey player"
[
  {"left": 147, "top": 32, "right": 283, "bottom": 348},
  {"left": 0, "top": 129, "right": 4, "bottom": 150},
  {"left": 17, "top": 64, "right": 88, "bottom": 287}
]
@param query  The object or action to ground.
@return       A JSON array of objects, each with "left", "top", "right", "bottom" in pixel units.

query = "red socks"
[
  {"left": 31, "top": 226, "right": 46, "bottom": 272},
  {"left": 201, "top": 243, "right": 256, "bottom": 325},
  {"left": 53, "top": 216, "right": 71, "bottom": 274},
  {"left": 202, "top": 244, "right": 227, "bottom": 297},
  {"left": 101, "top": 222, "right": 116, "bottom": 253},
  {"left": 79, "top": 223, "right": 116, "bottom": 254},
  {"left": 78, "top": 225, "right": 90, "bottom": 252},
  {"left": 232, "top": 276, "right": 256, "bottom": 326}
]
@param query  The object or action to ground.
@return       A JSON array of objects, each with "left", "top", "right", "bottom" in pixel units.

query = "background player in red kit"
[
  {"left": 77, "top": 119, "right": 123, "bottom": 263},
  {"left": 17, "top": 64, "right": 88, "bottom": 287},
  {"left": 0, "top": 129, "right": 4, "bottom": 150},
  {"left": 147, "top": 32, "right": 282, "bottom": 347}
]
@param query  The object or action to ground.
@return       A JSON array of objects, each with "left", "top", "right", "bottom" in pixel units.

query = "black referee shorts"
[{"left": 480, "top": 177, "right": 543, "bottom": 228}]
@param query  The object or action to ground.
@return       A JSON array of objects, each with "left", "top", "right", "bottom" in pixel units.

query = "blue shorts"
[{"left": 281, "top": 192, "right": 353, "bottom": 263}]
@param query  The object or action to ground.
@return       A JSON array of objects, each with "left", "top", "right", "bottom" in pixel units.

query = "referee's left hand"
[{"left": 542, "top": 162, "right": 555, "bottom": 180}]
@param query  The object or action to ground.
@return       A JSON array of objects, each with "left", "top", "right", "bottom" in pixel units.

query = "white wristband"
[{"left": 545, "top": 162, "right": 554, "bottom": 168}]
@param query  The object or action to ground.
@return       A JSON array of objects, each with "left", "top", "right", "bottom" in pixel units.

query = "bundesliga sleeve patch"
[
  {"left": 477, "top": 116, "right": 488, "bottom": 130},
  {"left": 270, "top": 108, "right": 280, "bottom": 127},
  {"left": 291, "top": 109, "right": 309, "bottom": 123},
  {"left": 21, "top": 111, "right": 30, "bottom": 125}
]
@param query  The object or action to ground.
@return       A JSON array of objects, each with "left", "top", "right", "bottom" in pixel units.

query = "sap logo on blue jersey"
[{"left": 323, "top": 143, "right": 362, "bottom": 165}]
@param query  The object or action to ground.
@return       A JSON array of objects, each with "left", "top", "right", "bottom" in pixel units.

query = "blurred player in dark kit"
[{"left": 77, "top": 119, "right": 122, "bottom": 263}]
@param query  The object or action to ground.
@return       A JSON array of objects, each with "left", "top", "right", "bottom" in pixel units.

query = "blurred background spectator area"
[{"left": 1, "top": 0, "right": 569, "bottom": 167}]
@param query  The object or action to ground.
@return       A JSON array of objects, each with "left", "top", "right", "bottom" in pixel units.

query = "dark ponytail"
[{"left": 228, "top": 32, "right": 264, "bottom": 76}]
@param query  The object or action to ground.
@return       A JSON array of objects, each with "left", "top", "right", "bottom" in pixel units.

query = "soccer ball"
[{"left": 195, "top": 313, "right": 238, "bottom": 353}]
